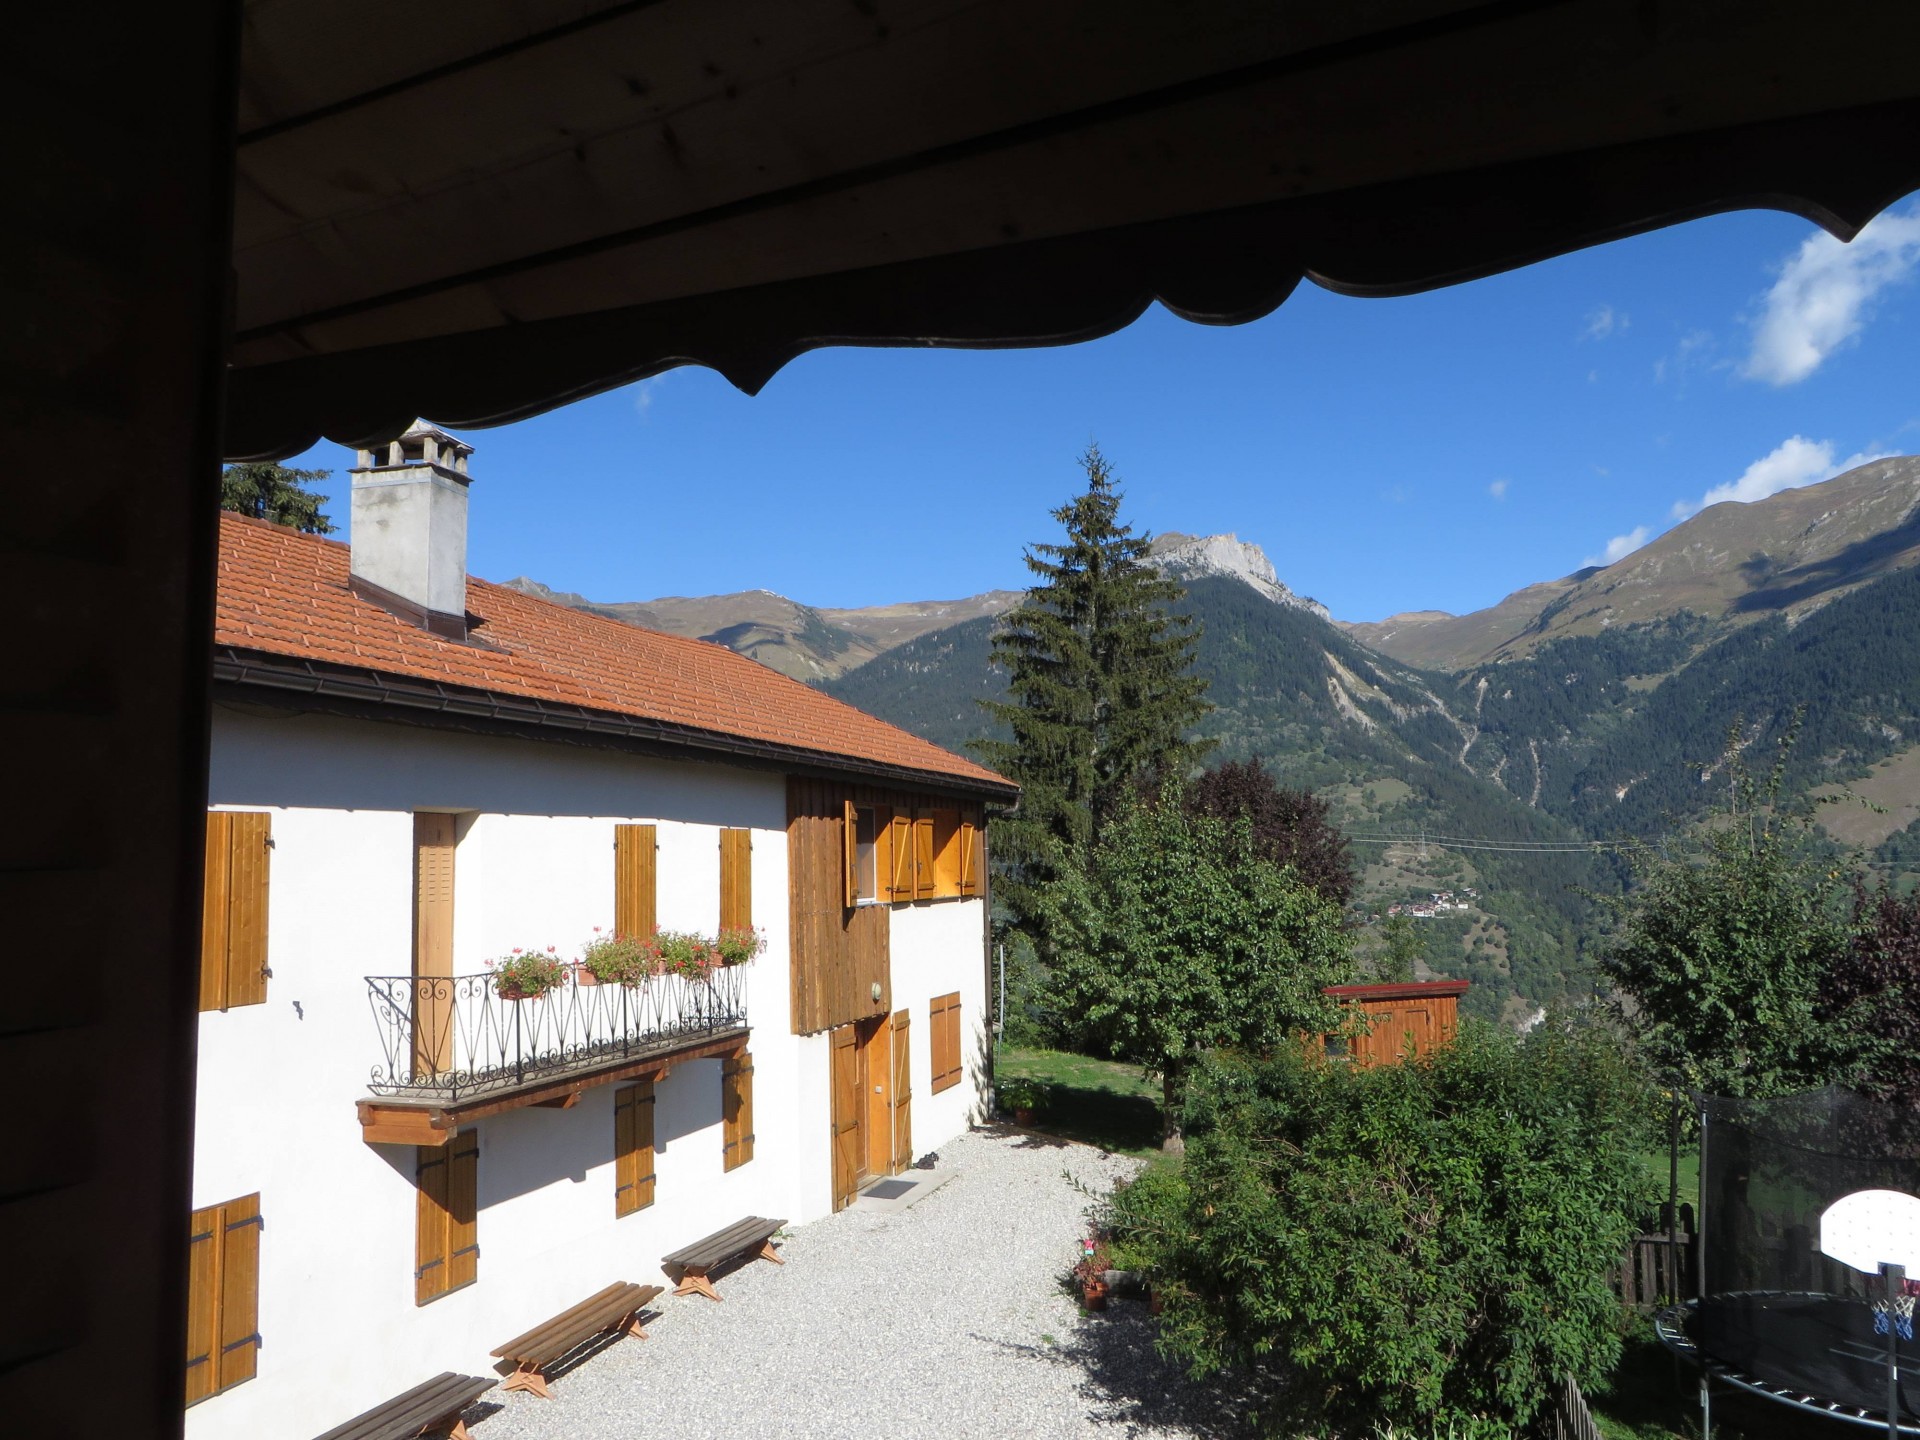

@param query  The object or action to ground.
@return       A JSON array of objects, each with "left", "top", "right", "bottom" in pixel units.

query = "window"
[
  {"left": 185, "top": 1193, "right": 260, "bottom": 1405},
  {"left": 415, "top": 1130, "right": 478, "bottom": 1305},
  {"left": 844, "top": 802, "right": 984, "bottom": 906},
  {"left": 614, "top": 1082, "right": 657, "bottom": 1216},
  {"left": 199, "top": 811, "right": 271, "bottom": 1012},
  {"left": 930, "top": 992, "right": 962, "bottom": 1094},
  {"left": 720, "top": 827, "right": 752, "bottom": 932},
  {"left": 722, "top": 1052, "right": 755, "bottom": 1170},
  {"left": 614, "top": 823, "right": 657, "bottom": 939}
]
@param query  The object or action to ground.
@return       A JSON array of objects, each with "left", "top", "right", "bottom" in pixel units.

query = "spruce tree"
[
  {"left": 220, "top": 462, "right": 337, "bottom": 534},
  {"left": 974, "top": 444, "right": 1212, "bottom": 961}
]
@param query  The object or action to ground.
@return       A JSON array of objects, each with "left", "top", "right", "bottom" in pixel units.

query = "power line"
[{"left": 1344, "top": 831, "right": 1650, "bottom": 855}]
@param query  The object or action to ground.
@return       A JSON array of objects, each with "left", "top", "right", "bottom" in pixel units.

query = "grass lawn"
[{"left": 994, "top": 1045, "right": 1165, "bottom": 1156}]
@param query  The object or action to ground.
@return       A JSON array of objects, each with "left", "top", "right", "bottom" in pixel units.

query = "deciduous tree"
[{"left": 1183, "top": 757, "right": 1356, "bottom": 906}]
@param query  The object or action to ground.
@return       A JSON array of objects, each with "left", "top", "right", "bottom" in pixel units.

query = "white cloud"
[
  {"left": 631, "top": 372, "right": 671, "bottom": 419},
  {"left": 1488, "top": 478, "right": 1509, "bottom": 501},
  {"left": 1584, "top": 305, "right": 1628, "bottom": 340},
  {"left": 1586, "top": 526, "right": 1651, "bottom": 568},
  {"left": 1671, "top": 435, "right": 1892, "bottom": 520},
  {"left": 1741, "top": 205, "right": 1920, "bottom": 386}
]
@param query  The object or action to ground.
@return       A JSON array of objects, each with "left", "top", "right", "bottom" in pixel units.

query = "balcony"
[{"left": 356, "top": 966, "right": 749, "bottom": 1145}]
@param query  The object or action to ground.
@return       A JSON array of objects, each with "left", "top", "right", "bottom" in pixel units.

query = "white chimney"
[{"left": 348, "top": 420, "right": 475, "bottom": 640}]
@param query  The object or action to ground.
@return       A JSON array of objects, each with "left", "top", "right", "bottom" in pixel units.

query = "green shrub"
[{"left": 1107, "top": 1018, "right": 1658, "bottom": 1436}]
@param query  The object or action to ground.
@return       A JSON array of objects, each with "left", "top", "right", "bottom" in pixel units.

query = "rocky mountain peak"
[{"left": 1149, "top": 531, "right": 1330, "bottom": 619}]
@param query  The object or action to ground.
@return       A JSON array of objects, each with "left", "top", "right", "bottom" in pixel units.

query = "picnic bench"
[
  {"left": 662, "top": 1215, "right": 786, "bottom": 1302},
  {"left": 489, "top": 1281, "right": 663, "bottom": 1400},
  {"left": 312, "top": 1371, "right": 496, "bottom": 1440}
]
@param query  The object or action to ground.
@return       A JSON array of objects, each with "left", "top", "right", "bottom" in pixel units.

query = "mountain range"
[{"left": 504, "top": 455, "right": 1920, "bottom": 1024}]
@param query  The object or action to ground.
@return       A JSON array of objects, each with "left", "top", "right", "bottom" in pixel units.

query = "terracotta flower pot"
[
  {"left": 1149, "top": 1292, "right": 1165, "bottom": 1316},
  {"left": 1013, "top": 1107, "right": 1034, "bottom": 1127},
  {"left": 1081, "top": 1278, "right": 1108, "bottom": 1312},
  {"left": 575, "top": 967, "right": 600, "bottom": 987}
]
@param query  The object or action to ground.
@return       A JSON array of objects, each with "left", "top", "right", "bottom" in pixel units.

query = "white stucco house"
[{"left": 187, "top": 424, "right": 1014, "bottom": 1436}]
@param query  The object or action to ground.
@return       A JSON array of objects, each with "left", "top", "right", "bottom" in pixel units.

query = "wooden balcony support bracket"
[{"left": 357, "top": 1028, "right": 747, "bottom": 1144}]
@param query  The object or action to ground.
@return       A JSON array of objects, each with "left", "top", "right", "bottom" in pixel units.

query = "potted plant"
[
  {"left": 997, "top": 1076, "right": 1045, "bottom": 1127},
  {"left": 715, "top": 924, "right": 766, "bottom": 966},
  {"left": 577, "top": 928, "right": 653, "bottom": 987},
  {"left": 486, "top": 946, "right": 570, "bottom": 1000},
  {"left": 1076, "top": 1235, "right": 1112, "bottom": 1312},
  {"left": 655, "top": 929, "right": 720, "bottom": 980}
]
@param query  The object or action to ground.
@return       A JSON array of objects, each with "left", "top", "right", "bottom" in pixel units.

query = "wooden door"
[
  {"left": 413, "top": 813, "right": 456, "bottom": 1076},
  {"left": 857, "top": 1014, "right": 888, "bottom": 1183},
  {"left": 889, "top": 1008, "right": 913, "bottom": 1174},
  {"left": 829, "top": 1025, "right": 861, "bottom": 1211}
]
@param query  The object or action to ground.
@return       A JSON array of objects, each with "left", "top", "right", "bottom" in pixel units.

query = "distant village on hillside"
[{"left": 1387, "top": 887, "right": 1479, "bottom": 921}]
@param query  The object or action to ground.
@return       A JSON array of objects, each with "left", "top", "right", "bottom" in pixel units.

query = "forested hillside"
[{"left": 823, "top": 575, "right": 1610, "bottom": 1021}]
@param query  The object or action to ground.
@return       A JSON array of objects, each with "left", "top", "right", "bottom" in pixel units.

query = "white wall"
[{"left": 188, "top": 707, "right": 991, "bottom": 1439}]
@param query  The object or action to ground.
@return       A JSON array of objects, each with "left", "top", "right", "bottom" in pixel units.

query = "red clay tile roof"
[{"left": 214, "top": 513, "right": 1013, "bottom": 794}]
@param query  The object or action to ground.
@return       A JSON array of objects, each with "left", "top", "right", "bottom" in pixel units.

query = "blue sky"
[{"left": 282, "top": 195, "right": 1920, "bottom": 624}]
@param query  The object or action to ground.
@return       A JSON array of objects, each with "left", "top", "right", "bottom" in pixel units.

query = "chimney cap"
[{"left": 351, "top": 419, "right": 473, "bottom": 476}]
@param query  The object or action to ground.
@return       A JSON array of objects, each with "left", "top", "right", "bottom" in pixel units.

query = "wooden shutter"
[
  {"left": 911, "top": 812, "right": 937, "bottom": 899},
  {"left": 842, "top": 800, "right": 858, "bottom": 909},
  {"left": 890, "top": 1009, "right": 913, "bottom": 1174},
  {"left": 958, "top": 818, "right": 980, "bottom": 896},
  {"left": 829, "top": 1027, "right": 859, "bottom": 1210},
  {"left": 614, "top": 823, "right": 657, "bottom": 939},
  {"left": 722, "top": 1052, "right": 755, "bottom": 1170},
  {"left": 886, "top": 811, "right": 915, "bottom": 901},
  {"left": 446, "top": 1129, "right": 479, "bottom": 1291},
  {"left": 931, "top": 991, "right": 963, "bottom": 1093},
  {"left": 185, "top": 1193, "right": 261, "bottom": 1404},
  {"left": 720, "top": 828, "right": 752, "bottom": 932},
  {"left": 416, "top": 1131, "right": 476, "bottom": 1305},
  {"left": 614, "top": 1081, "right": 657, "bottom": 1216},
  {"left": 199, "top": 811, "right": 271, "bottom": 1011},
  {"left": 927, "top": 809, "right": 961, "bottom": 896},
  {"left": 412, "top": 813, "right": 456, "bottom": 1077},
  {"left": 198, "top": 813, "right": 232, "bottom": 1012}
]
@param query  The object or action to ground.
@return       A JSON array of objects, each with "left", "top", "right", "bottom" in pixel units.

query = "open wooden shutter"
[
  {"left": 198, "top": 813, "right": 232, "bottom": 1012},
  {"left": 414, "top": 1144, "right": 450, "bottom": 1305},
  {"left": 225, "top": 813, "right": 271, "bottom": 1007},
  {"left": 722, "top": 1052, "right": 755, "bottom": 1170},
  {"left": 829, "top": 1028, "right": 859, "bottom": 1210},
  {"left": 200, "top": 812, "right": 272, "bottom": 1011},
  {"left": 842, "top": 800, "right": 858, "bottom": 909},
  {"left": 185, "top": 1193, "right": 261, "bottom": 1404},
  {"left": 446, "top": 1129, "right": 479, "bottom": 1291},
  {"left": 958, "top": 818, "right": 980, "bottom": 895},
  {"left": 217, "top": 1193, "right": 261, "bottom": 1389},
  {"left": 614, "top": 823, "right": 657, "bottom": 939},
  {"left": 890, "top": 1009, "right": 913, "bottom": 1175},
  {"left": 614, "top": 1081, "right": 657, "bottom": 1216},
  {"left": 912, "top": 812, "right": 937, "bottom": 899},
  {"left": 886, "top": 811, "right": 914, "bottom": 901},
  {"left": 930, "top": 991, "right": 963, "bottom": 1093},
  {"left": 720, "top": 828, "right": 752, "bottom": 932},
  {"left": 184, "top": 1203, "right": 220, "bottom": 1403},
  {"left": 412, "top": 813, "right": 456, "bottom": 1077}
]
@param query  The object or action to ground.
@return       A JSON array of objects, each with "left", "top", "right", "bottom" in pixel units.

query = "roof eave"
[{"left": 212, "top": 645, "right": 1020, "bottom": 802}]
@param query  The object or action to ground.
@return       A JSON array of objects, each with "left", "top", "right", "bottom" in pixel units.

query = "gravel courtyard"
[{"left": 472, "top": 1126, "right": 1254, "bottom": 1440}]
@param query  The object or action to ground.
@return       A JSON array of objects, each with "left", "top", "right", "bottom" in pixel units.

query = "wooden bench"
[
  {"left": 662, "top": 1215, "right": 786, "bottom": 1302},
  {"left": 313, "top": 1371, "right": 496, "bottom": 1440},
  {"left": 489, "top": 1281, "right": 663, "bottom": 1401}
]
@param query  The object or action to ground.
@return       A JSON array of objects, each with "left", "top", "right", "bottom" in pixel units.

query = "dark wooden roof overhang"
[
  {"left": 213, "top": 645, "right": 1020, "bottom": 803},
  {"left": 225, "top": 0, "right": 1920, "bottom": 459}
]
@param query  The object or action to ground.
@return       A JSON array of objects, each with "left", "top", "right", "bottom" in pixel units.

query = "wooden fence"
[
  {"left": 1613, "top": 1229, "right": 1697, "bottom": 1310},
  {"left": 1545, "top": 1373, "right": 1605, "bottom": 1440}
]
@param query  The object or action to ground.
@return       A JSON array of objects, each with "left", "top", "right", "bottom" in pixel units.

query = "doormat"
[{"left": 849, "top": 1169, "right": 956, "bottom": 1215}]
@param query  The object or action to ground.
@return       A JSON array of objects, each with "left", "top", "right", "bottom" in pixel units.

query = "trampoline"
[{"left": 1660, "top": 1089, "right": 1920, "bottom": 1436}]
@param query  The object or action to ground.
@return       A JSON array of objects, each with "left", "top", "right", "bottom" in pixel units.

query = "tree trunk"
[{"left": 1161, "top": 1066, "right": 1185, "bottom": 1154}]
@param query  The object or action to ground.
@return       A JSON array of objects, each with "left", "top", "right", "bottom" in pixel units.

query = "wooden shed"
[{"left": 1320, "top": 980, "right": 1468, "bottom": 1067}]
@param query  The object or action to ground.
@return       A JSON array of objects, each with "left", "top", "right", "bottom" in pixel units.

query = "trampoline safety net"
[{"left": 1694, "top": 1088, "right": 1920, "bottom": 1421}]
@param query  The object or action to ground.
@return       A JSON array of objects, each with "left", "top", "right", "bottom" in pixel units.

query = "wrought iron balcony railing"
[{"left": 365, "top": 966, "right": 749, "bottom": 1103}]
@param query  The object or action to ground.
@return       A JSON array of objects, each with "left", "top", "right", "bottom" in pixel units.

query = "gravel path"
[{"left": 471, "top": 1127, "right": 1254, "bottom": 1440}]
